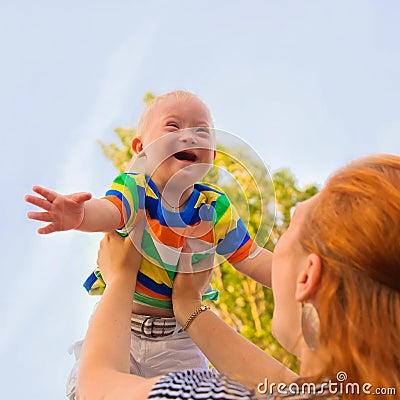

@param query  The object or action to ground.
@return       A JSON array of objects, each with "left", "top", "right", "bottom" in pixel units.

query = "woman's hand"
[
  {"left": 97, "top": 231, "right": 142, "bottom": 285},
  {"left": 172, "top": 242, "right": 214, "bottom": 325}
]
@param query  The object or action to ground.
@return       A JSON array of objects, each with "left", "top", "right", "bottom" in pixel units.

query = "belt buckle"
[{"left": 141, "top": 316, "right": 165, "bottom": 338}]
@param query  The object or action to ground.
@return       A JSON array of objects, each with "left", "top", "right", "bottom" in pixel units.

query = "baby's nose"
[{"left": 178, "top": 129, "right": 198, "bottom": 143}]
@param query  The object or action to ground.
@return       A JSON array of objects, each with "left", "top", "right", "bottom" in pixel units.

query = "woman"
[{"left": 76, "top": 154, "right": 400, "bottom": 399}]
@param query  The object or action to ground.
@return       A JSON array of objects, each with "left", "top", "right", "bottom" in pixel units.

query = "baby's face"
[{"left": 135, "top": 96, "right": 215, "bottom": 189}]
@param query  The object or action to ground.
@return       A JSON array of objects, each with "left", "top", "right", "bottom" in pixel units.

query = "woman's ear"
[
  {"left": 132, "top": 137, "right": 143, "bottom": 154},
  {"left": 295, "top": 254, "right": 322, "bottom": 302}
]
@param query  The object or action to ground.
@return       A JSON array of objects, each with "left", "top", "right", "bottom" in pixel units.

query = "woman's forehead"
[{"left": 291, "top": 195, "right": 319, "bottom": 221}]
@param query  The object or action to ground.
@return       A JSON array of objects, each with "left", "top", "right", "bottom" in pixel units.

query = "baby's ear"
[{"left": 131, "top": 137, "right": 143, "bottom": 154}]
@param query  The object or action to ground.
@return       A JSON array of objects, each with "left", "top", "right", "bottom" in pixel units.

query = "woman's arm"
[
  {"left": 76, "top": 232, "right": 159, "bottom": 400},
  {"left": 173, "top": 250, "right": 297, "bottom": 390},
  {"left": 232, "top": 246, "right": 272, "bottom": 288}
]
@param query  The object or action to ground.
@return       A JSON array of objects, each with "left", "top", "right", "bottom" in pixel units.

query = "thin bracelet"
[{"left": 182, "top": 305, "right": 211, "bottom": 331}]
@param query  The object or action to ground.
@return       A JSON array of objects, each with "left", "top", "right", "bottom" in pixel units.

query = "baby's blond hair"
[{"left": 137, "top": 90, "right": 213, "bottom": 137}]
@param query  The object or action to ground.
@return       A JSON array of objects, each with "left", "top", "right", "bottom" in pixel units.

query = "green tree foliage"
[
  {"left": 99, "top": 92, "right": 319, "bottom": 371},
  {"left": 211, "top": 166, "right": 318, "bottom": 371}
]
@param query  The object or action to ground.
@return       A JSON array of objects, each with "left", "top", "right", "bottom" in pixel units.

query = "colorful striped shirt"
[{"left": 84, "top": 173, "right": 255, "bottom": 309}]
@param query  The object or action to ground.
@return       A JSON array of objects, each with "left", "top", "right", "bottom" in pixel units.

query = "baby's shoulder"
[
  {"left": 116, "top": 172, "right": 150, "bottom": 193},
  {"left": 195, "top": 182, "right": 228, "bottom": 203},
  {"left": 114, "top": 171, "right": 147, "bottom": 185},
  {"left": 123, "top": 172, "right": 147, "bottom": 183}
]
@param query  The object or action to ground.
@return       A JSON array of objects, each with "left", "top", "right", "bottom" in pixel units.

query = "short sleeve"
[
  {"left": 212, "top": 194, "right": 255, "bottom": 264},
  {"left": 103, "top": 172, "right": 146, "bottom": 235},
  {"left": 148, "top": 369, "right": 258, "bottom": 400}
]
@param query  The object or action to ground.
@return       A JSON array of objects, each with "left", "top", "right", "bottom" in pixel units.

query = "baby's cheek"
[{"left": 200, "top": 149, "right": 215, "bottom": 163}]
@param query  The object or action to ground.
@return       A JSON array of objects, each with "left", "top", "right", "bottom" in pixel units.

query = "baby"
[{"left": 25, "top": 90, "right": 272, "bottom": 398}]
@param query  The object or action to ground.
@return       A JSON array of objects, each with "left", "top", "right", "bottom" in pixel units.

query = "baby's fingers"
[
  {"left": 25, "top": 194, "right": 52, "bottom": 211},
  {"left": 32, "top": 185, "right": 58, "bottom": 202},
  {"left": 70, "top": 192, "right": 92, "bottom": 204},
  {"left": 27, "top": 211, "right": 52, "bottom": 222},
  {"left": 37, "top": 223, "right": 57, "bottom": 235}
]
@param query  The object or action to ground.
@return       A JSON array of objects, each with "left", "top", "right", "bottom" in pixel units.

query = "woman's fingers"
[
  {"left": 178, "top": 252, "right": 193, "bottom": 273},
  {"left": 181, "top": 240, "right": 192, "bottom": 253},
  {"left": 108, "top": 230, "right": 122, "bottom": 239},
  {"left": 178, "top": 240, "right": 194, "bottom": 273},
  {"left": 97, "top": 229, "right": 143, "bottom": 284},
  {"left": 102, "top": 232, "right": 113, "bottom": 243},
  {"left": 194, "top": 254, "right": 215, "bottom": 272},
  {"left": 194, "top": 268, "right": 213, "bottom": 294},
  {"left": 129, "top": 214, "right": 146, "bottom": 252}
]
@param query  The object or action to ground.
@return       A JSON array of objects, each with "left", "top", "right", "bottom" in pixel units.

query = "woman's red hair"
[{"left": 300, "top": 154, "right": 400, "bottom": 398}]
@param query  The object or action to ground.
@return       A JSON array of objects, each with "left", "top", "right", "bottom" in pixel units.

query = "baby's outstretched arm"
[
  {"left": 232, "top": 246, "right": 272, "bottom": 288},
  {"left": 25, "top": 185, "right": 121, "bottom": 234}
]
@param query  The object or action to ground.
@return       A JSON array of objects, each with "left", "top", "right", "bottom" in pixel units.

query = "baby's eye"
[
  {"left": 167, "top": 122, "right": 179, "bottom": 129},
  {"left": 196, "top": 127, "right": 210, "bottom": 135}
]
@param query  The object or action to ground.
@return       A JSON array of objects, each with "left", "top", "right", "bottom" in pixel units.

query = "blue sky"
[{"left": 1, "top": 1, "right": 399, "bottom": 398}]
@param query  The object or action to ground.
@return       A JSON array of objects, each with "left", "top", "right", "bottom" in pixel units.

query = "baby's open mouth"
[{"left": 173, "top": 151, "right": 197, "bottom": 162}]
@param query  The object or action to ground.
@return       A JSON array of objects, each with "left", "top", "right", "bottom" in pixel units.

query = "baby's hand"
[{"left": 25, "top": 185, "right": 92, "bottom": 234}]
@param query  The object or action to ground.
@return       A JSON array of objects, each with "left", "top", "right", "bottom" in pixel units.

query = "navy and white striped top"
[
  {"left": 148, "top": 369, "right": 341, "bottom": 400},
  {"left": 148, "top": 369, "right": 259, "bottom": 399}
]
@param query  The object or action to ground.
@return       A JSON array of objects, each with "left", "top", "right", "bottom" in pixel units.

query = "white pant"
[{"left": 66, "top": 318, "right": 208, "bottom": 399}]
